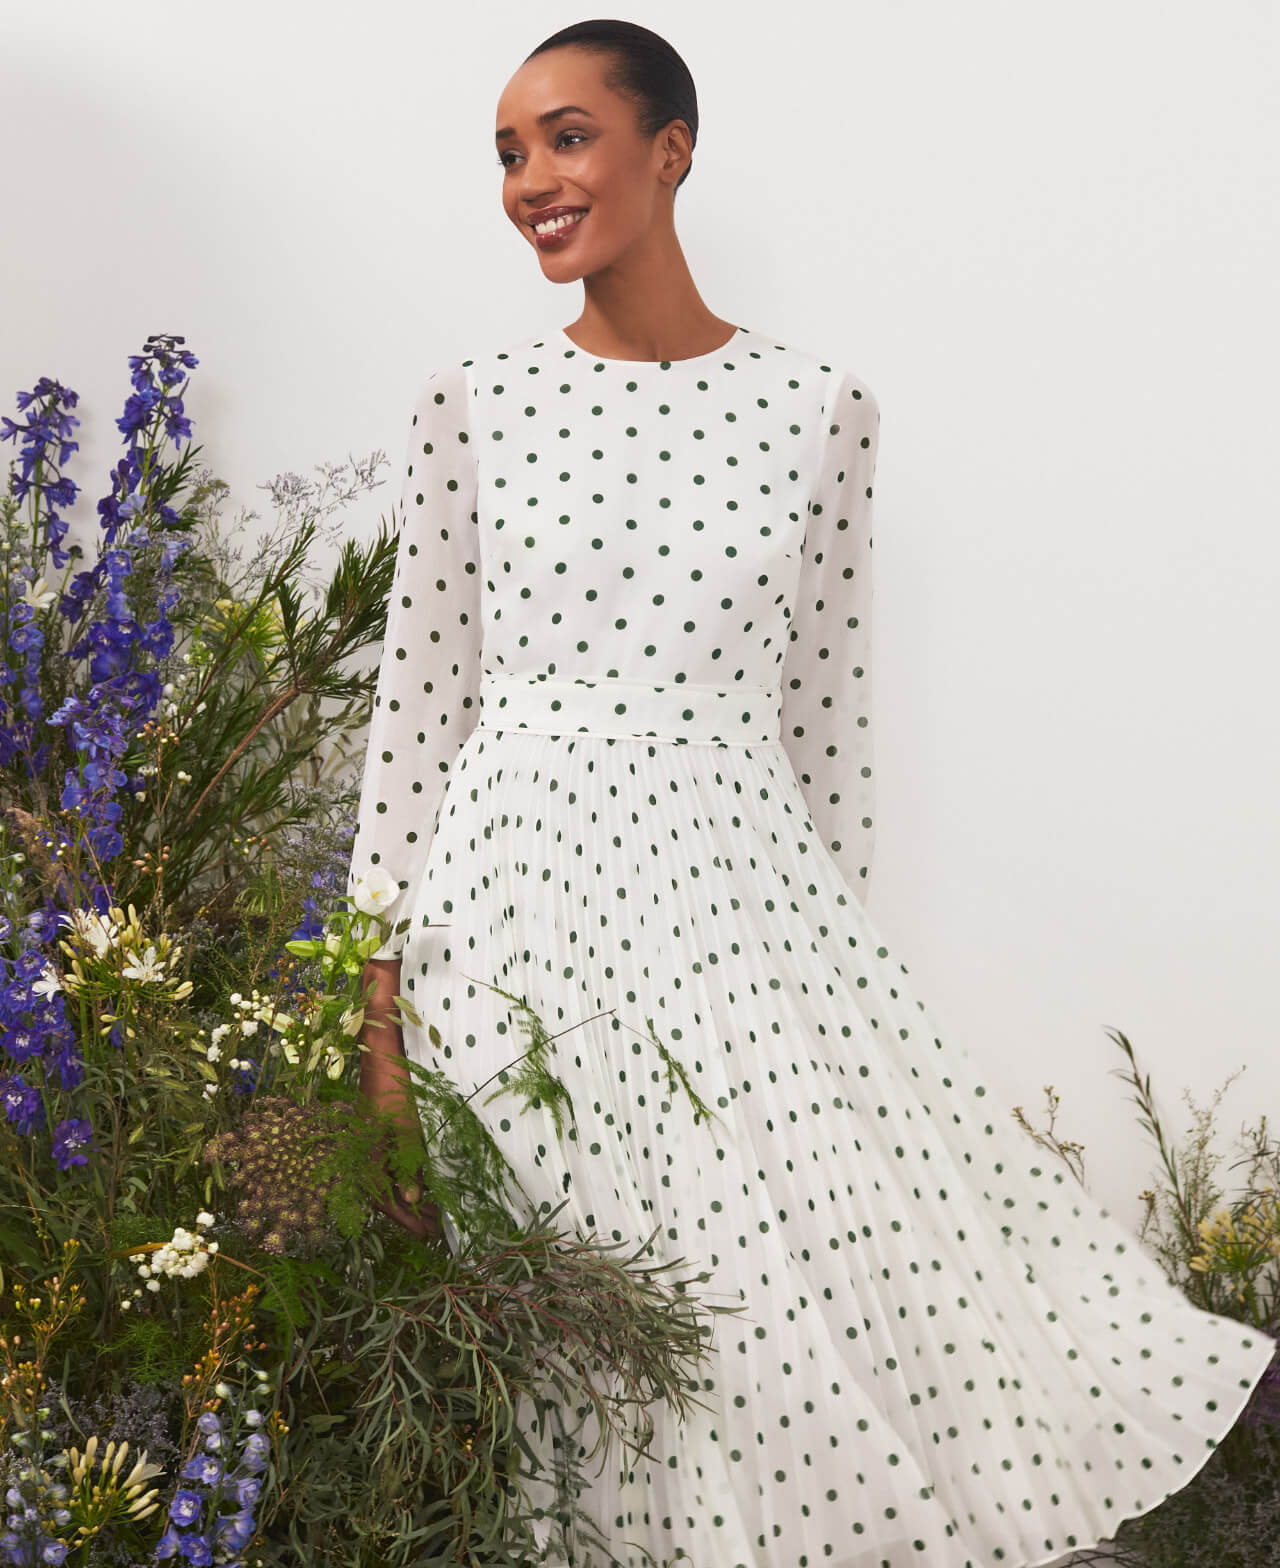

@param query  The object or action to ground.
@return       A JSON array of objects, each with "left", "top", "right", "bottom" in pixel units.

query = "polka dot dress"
[{"left": 347, "top": 326, "right": 1276, "bottom": 1568}]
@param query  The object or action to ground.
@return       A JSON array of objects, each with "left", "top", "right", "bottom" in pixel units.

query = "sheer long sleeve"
[
  {"left": 346, "top": 361, "right": 482, "bottom": 959},
  {"left": 780, "top": 366, "right": 881, "bottom": 904}
]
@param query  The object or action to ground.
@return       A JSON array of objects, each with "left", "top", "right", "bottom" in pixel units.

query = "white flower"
[
  {"left": 206, "top": 1046, "right": 221, "bottom": 1063},
  {"left": 196, "top": 1211, "right": 215, "bottom": 1227},
  {"left": 145, "top": 1279, "right": 161, "bottom": 1294},
  {"left": 240, "top": 1018, "right": 259, "bottom": 1037},
  {"left": 121, "top": 945, "right": 165, "bottom": 984},
  {"left": 19, "top": 576, "right": 57, "bottom": 612},
  {"left": 33, "top": 966, "right": 62, "bottom": 1000},
  {"left": 324, "top": 1046, "right": 345, "bottom": 1080},
  {"left": 349, "top": 866, "right": 403, "bottom": 920},
  {"left": 62, "top": 908, "right": 123, "bottom": 957},
  {"left": 214, "top": 1382, "right": 232, "bottom": 1399}
]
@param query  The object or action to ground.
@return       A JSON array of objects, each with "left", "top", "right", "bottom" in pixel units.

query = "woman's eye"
[{"left": 497, "top": 129, "right": 588, "bottom": 169}]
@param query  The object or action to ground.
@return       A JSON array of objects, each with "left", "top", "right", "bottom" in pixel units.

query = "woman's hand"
[
  {"left": 359, "top": 957, "right": 447, "bottom": 1245},
  {"left": 374, "top": 1167, "right": 446, "bottom": 1244}
]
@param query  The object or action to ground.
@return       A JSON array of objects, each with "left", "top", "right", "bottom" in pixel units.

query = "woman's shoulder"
[{"left": 744, "top": 329, "right": 877, "bottom": 413}]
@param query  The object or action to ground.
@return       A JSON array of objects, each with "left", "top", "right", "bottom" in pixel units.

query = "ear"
[{"left": 656, "top": 118, "right": 693, "bottom": 188}]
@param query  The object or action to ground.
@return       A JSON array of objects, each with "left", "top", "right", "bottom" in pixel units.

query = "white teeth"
[{"left": 534, "top": 210, "right": 587, "bottom": 235}]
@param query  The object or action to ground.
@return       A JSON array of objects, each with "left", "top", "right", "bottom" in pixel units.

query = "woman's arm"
[
  {"left": 346, "top": 361, "right": 483, "bottom": 961},
  {"left": 780, "top": 365, "right": 881, "bottom": 903},
  {"left": 358, "top": 956, "right": 442, "bottom": 1242},
  {"left": 345, "top": 363, "right": 481, "bottom": 1240}
]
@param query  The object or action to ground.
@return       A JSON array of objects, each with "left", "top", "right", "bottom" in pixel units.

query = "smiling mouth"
[{"left": 531, "top": 209, "right": 589, "bottom": 241}]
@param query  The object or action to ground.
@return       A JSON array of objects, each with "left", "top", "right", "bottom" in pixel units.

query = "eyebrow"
[{"left": 494, "top": 105, "right": 596, "bottom": 143}]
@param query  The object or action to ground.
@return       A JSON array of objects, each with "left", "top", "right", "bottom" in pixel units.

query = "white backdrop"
[{"left": 2, "top": 0, "right": 1277, "bottom": 1230}]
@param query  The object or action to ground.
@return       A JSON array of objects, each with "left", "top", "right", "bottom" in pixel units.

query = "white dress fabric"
[{"left": 346, "top": 325, "right": 1275, "bottom": 1568}]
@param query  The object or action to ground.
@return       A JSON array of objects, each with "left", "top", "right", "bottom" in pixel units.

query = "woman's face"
[{"left": 494, "top": 47, "right": 686, "bottom": 280}]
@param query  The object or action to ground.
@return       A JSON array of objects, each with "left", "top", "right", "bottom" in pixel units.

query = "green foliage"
[
  {"left": 1012, "top": 1029, "right": 1280, "bottom": 1566},
  {"left": 0, "top": 407, "right": 733, "bottom": 1565}
]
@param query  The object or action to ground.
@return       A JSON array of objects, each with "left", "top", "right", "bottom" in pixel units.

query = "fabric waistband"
[{"left": 475, "top": 672, "right": 783, "bottom": 746}]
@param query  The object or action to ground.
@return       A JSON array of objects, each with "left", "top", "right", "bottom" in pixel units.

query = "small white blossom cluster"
[
  {"left": 160, "top": 662, "right": 208, "bottom": 723},
  {"left": 195, "top": 990, "right": 292, "bottom": 1099},
  {"left": 135, "top": 665, "right": 207, "bottom": 790},
  {"left": 123, "top": 1213, "right": 219, "bottom": 1307}
]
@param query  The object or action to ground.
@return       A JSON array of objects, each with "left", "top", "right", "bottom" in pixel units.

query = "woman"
[{"left": 347, "top": 18, "right": 1275, "bottom": 1568}]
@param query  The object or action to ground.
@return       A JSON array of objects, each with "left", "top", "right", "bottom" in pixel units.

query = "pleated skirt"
[{"left": 398, "top": 671, "right": 1276, "bottom": 1568}]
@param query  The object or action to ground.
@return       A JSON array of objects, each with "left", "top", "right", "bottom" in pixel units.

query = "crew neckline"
[{"left": 554, "top": 323, "right": 748, "bottom": 366}]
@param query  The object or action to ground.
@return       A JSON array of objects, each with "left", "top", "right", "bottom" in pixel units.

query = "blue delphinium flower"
[
  {"left": 1, "top": 1456, "right": 71, "bottom": 1568},
  {"left": 235, "top": 1432, "right": 269, "bottom": 1475},
  {"left": 153, "top": 1389, "right": 267, "bottom": 1566},
  {"left": 152, "top": 1521, "right": 183, "bottom": 1560},
  {"left": 0, "top": 374, "right": 80, "bottom": 570},
  {"left": 214, "top": 1510, "right": 254, "bottom": 1553},
  {"left": 0, "top": 948, "right": 79, "bottom": 1088},
  {"left": 226, "top": 1474, "right": 260, "bottom": 1510},
  {"left": 179, "top": 1454, "right": 222, "bottom": 1487},
  {"left": 0, "top": 1074, "right": 44, "bottom": 1134},
  {"left": 166, "top": 1490, "right": 203, "bottom": 1528},
  {"left": 49, "top": 1117, "right": 95, "bottom": 1171},
  {"left": 2, "top": 337, "right": 198, "bottom": 923}
]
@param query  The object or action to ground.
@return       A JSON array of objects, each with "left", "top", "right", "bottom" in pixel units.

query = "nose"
[{"left": 515, "top": 149, "right": 562, "bottom": 212}]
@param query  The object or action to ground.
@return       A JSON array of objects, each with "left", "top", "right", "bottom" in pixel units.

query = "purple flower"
[
  {"left": 177, "top": 1533, "right": 212, "bottom": 1565},
  {"left": 167, "top": 1489, "right": 203, "bottom": 1527},
  {"left": 1, "top": 1075, "right": 44, "bottom": 1135},
  {"left": 50, "top": 1116, "right": 95, "bottom": 1171},
  {"left": 214, "top": 1511, "right": 255, "bottom": 1552},
  {"left": 180, "top": 1454, "right": 222, "bottom": 1486},
  {"left": 227, "top": 1475, "right": 260, "bottom": 1509},
  {"left": 0, "top": 939, "right": 82, "bottom": 1091},
  {"left": 234, "top": 1430, "right": 269, "bottom": 1474},
  {"left": 154, "top": 1521, "right": 183, "bottom": 1559},
  {"left": 1, "top": 1026, "right": 43, "bottom": 1065},
  {"left": 194, "top": 1411, "right": 221, "bottom": 1435}
]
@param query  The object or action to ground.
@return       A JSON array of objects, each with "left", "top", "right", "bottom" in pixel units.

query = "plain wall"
[{"left": 2, "top": 0, "right": 1277, "bottom": 1232}]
